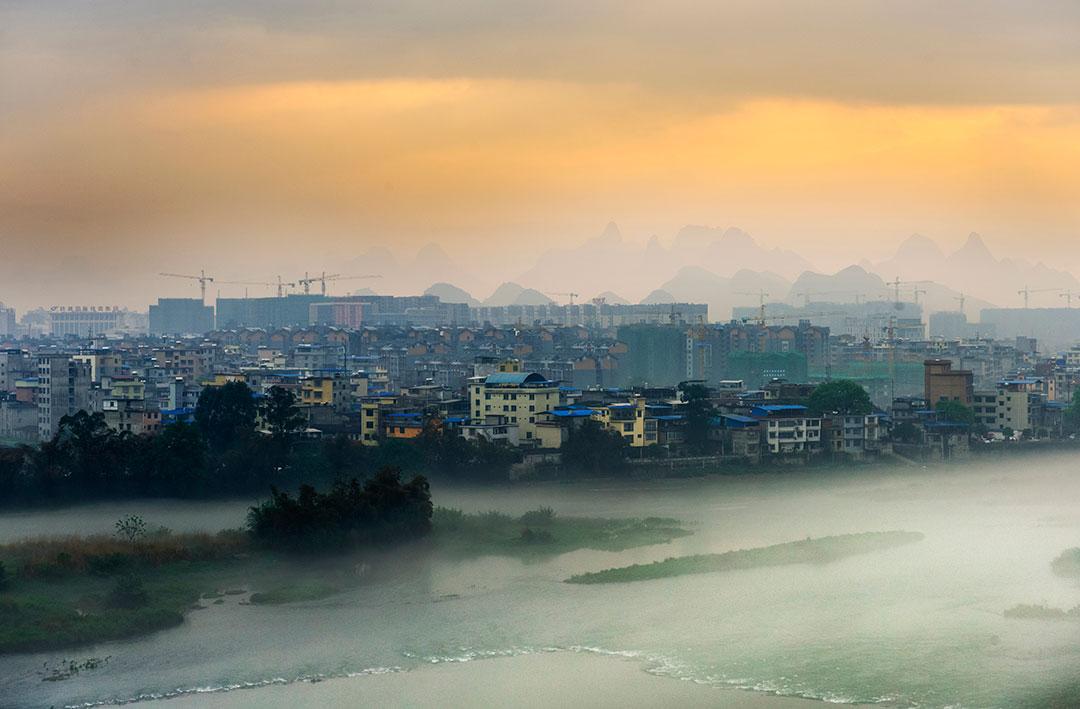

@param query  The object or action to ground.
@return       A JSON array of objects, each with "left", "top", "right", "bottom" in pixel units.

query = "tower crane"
[
  {"left": 1017, "top": 285, "right": 1061, "bottom": 308},
  {"left": 1061, "top": 290, "right": 1079, "bottom": 308},
  {"left": 954, "top": 292, "right": 966, "bottom": 313},
  {"left": 159, "top": 270, "right": 214, "bottom": 303},
  {"left": 298, "top": 272, "right": 382, "bottom": 295},
  {"left": 885, "top": 277, "right": 933, "bottom": 306},
  {"left": 735, "top": 290, "right": 770, "bottom": 324},
  {"left": 739, "top": 310, "right": 843, "bottom": 325},
  {"left": 796, "top": 290, "right": 864, "bottom": 306},
  {"left": 545, "top": 292, "right": 579, "bottom": 305},
  {"left": 217, "top": 275, "right": 296, "bottom": 297}
]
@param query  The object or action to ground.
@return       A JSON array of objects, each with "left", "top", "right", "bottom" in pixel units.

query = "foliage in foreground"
[
  {"left": 566, "top": 531, "right": 925, "bottom": 584},
  {"left": 0, "top": 501, "right": 691, "bottom": 654},
  {"left": 247, "top": 467, "right": 433, "bottom": 551}
]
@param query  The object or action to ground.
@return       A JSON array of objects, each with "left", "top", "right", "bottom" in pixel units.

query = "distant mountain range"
[{"left": 339, "top": 223, "right": 1079, "bottom": 322}]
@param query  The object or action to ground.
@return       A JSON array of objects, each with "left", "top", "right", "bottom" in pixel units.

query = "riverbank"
[
  {"left": 0, "top": 509, "right": 688, "bottom": 654},
  {"left": 152, "top": 650, "right": 829, "bottom": 708}
]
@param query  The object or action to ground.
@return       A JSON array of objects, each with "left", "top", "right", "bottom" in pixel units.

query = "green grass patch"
[
  {"left": 0, "top": 532, "right": 255, "bottom": 655},
  {"left": 431, "top": 507, "right": 690, "bottom": 557},
  {"left": 249, "top": 582, "right": 341, "bottom": 605},
  {"left": 566, "top": 531, "right": 924, "bottom": 584}
]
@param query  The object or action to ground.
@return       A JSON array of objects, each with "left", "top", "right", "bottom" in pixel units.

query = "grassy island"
[
  {"left": 431, "top": 506, "right": 690, "bottom": 557},
  {"left": 0, "top": 503, "right": 689, "bottom": 654},
  {"left": 565, "top": 531, "right": 924, "bottom": 584}
]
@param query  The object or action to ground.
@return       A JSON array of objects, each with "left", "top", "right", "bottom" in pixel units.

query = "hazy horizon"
[{"left": 3, "top": 1, "right": 1080, "bottom": 310}]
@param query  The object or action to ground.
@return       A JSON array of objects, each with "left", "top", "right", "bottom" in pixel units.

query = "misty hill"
[
  {"left": 876, "top": 232, "right": 1079, "bottom": 308},
  {"left": 787, "top": 266, "right": 890, "bottom": 303},
  {"left": 594, "top": 291, "right": 629, "bottom": 305},
  {"left": 670, "top": 226, "right": 812, "bottom": 278},
  {"left": 424, "top": 282, "right": 479, "bottom": 306},
  {"left": 342, "top": 243, "right": 481, "bottom": 296},
  {"left": 785, "top": 265, "right": 994, "bottom": 318},
  {"left": 655, "top": 266, "right": 792, "bottom": 321},
  {"left": 515, "top": 222, "right": 814, "bottom": 303},
  {"left": 483, "top": 282, "right": 554, "bottom": 306},
  {"left": 641, "top": 289, "right": 675, "bottom": 304}
]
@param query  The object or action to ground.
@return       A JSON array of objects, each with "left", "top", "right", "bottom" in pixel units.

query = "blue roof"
[
  {"left": 655, "top": 414, "right": 685, "bottom": 421},
  {"left": 756, "top": 405, "right": 808, "bottom": 412},
  {"left": 550, "top": 408, "right": 595, "bottom": 418},
  {"left": 722, "top": 414, "right": 758, "bottom": 423},
  {"left": 387, "top": 412, "right": 423, "bottom": 419},
  {"left": 485, "top": 372, "right": 549, "bottom": 385}
]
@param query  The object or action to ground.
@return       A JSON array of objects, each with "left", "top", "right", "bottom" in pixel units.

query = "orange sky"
[{"left": 2, "top": 2, "right": 1080, "bottom": 308}]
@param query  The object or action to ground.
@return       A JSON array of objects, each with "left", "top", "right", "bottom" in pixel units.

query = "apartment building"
[
  {"left": 751, "top": 404, "right": 822, "bottom": 455},
  {"left": 469, "top": 366, "right": 559, "bottom": 445},
  {"left": 36, "top": 354, "right": 92, "bottom": 440},
  {"left": 591, "top": 397, "right": 657, "bottom": 447}
]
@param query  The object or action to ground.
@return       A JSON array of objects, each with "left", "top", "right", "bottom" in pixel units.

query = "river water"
[{"left": 3, "top": 455, "right": 1080, "bottom": 708}]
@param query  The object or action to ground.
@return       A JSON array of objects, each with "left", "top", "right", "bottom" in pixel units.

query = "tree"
[
  {"left": 808, "top": 380, "right": 872, "bottom": 416},
  {"left": 146, "top": 422, "right": 209, "bottom": 496},
  {"left": 891, "top": 421, "right": 921, "bottom": 444},
  {"left": 1065, "top": 399, "right": 1080, "bottom": 433},
  {"left": 561, "top": 419, "right": 628, "bottom": 475},
  {"left": 246, "top": 466, "right": 433, "bottom": 550},
  {"left": 679, "top": 382, "right": 716, "bottom": 449},
  {"left": 261, "top": 386, "right": 305, "bottom": 441},
  {"left": 935, "top": 400, "right": 974, "bottom": 426},
  {"left": 195, "top": 381, "right": 257, "bottom": 450}
]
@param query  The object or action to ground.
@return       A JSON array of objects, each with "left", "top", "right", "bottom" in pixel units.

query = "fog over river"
[{"left": 3, "top": 455, "right": 1080, "bottom": 708}]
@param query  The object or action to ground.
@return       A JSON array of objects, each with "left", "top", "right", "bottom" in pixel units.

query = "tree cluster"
[
  {"left": 808, "top": 380, "right": 872, "bottom": 416},
  {"left": 560, "top": 419, "right": 629, "bottom": 475},
  {"left": 0, "top": 381, "right": 524, "bottom": 506},
  {"left": 246, "top": 467, "right": 432, "bottom": 551}
]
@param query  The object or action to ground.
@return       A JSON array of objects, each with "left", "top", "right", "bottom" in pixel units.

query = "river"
[{"left": 3, "top": 455, "right": 1080, "bottom": 707}]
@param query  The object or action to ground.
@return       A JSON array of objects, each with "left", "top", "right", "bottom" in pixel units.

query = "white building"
[{"left": 751, "top": 405, "right": 822, "bottom": 455}]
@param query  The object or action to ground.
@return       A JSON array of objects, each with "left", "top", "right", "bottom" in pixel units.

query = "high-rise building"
[
  {"left": 0, "top": 303, "right": 16, "bottom": 337},
  {"left": 0, "top": 349, "right": 31, "bottom": 393},
  {"left": 36, "top": 354, "right": 92, "bottom": 440},
  {"left": 149, "top": 298, "right": 215, "bottom": 335}
]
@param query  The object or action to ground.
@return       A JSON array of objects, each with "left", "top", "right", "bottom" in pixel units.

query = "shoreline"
[{"left": 148, "top": 650, "right": 839, "bottom": 708}]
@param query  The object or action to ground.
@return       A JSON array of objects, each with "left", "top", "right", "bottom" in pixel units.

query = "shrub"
[
  {"left": 107, "top": 575, "right": 149, "bottom": 609},
  {"left": 115, "top": 515, "right": 147, "bottom": 542},
  {"left": 519, "top": 507, "right": 556, "bottom": 526},
  {"left": 519, "top": 527, "right": 555, "bottom": 544},
  {"left": 0, "top": 561, "right": 8, "bottom": 591}
]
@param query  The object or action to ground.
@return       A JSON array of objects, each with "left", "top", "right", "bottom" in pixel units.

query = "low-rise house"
[{"left": 751, "top": 404, "right": 822, "bottom": 455}]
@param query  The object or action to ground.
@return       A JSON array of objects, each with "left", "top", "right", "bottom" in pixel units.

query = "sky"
[{"left": 2, "top": 1, "right": 1080, "bottom": 310}]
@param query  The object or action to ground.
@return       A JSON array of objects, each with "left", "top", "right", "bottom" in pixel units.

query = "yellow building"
[
  {"left": 469, "top": 370, "right": 559, "bottom": 445},
  {"left": 591, "top": 397, "right": 657, "bottom": 447},
  {"left": 359, "top": 394, "right": 399, "bottom": 445},
  {"left": 300, "top": 372, "right": 348, "bottom": 410}
]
